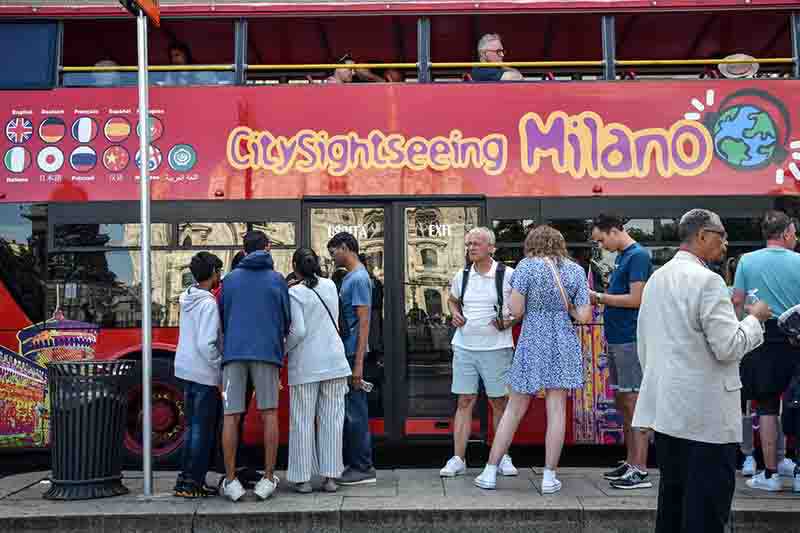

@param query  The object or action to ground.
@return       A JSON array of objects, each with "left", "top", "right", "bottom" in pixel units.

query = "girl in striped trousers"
[{"left": 285, "top": 248, "right": 352, "bottom": 493}]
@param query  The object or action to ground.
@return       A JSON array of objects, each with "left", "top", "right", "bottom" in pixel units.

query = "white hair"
[
  {"left": 465, "top": 226, "right": 496, "bottom": 246},
  {"left": 477, "top": 33, "right": 502, "bottom": 57}
]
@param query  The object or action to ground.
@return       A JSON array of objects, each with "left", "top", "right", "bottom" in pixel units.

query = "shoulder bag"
[
  {"left": 544, "top": 257, "right": 578, "bottom": 321},
  {"left": 309, "top": 285, "right": 350, "bottom": 342}
]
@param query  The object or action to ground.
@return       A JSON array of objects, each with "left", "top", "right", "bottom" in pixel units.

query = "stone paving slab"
[{"left": 1, "top": 468, "right": 799, "bottom": 532}]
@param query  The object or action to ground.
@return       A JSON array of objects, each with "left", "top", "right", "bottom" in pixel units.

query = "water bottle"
[{"left": 745, "top": 289, "right": 760, "bottom": 307}]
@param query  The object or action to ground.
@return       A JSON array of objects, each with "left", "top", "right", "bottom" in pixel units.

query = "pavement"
[{"left": 0, "top": 467, "right": 799, "bottom": 532}]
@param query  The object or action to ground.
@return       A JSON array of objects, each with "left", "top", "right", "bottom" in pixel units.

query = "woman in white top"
[{"left": 285, "top": 248, "right": 352, "bottom": 493}]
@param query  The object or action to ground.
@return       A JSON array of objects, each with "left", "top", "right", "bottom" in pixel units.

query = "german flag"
[
  {"left": 104, "top": 117, "right": 131, "bottom": 143},
  {"left": 39, "top": 117, "right": 66, "bottom": 143}
]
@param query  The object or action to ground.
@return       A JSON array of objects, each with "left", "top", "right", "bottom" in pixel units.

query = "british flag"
[{"left": 6, "top": 117, "right": 34, "bottom": 144}]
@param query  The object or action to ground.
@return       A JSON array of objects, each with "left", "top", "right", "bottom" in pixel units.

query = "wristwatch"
[{"left": 597, "top": 293, "right": 604, "bottom": 304}]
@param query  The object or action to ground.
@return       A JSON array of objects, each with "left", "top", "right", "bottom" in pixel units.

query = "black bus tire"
[{"left": 122, "top": 356, "right": 186, "bottom": 469}]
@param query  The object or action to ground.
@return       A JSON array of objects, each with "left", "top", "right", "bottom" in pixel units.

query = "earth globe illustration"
[{"left": 712, "top": 104, "right": 778, "bottom": 169}]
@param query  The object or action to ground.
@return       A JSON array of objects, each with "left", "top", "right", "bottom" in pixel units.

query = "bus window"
[
  {"left": 0, "top": 204, "right": 47, "bottom": 323},
  {"left": 177, "top": 222, "right": 247, "bottom": 248},
  {"left": 250, "top": 222, "right": 296, "bottom": 247},
  {"left": 246, "top": 17, "right": 417, "bottom": 84},
  {"left": 54, "top": 223, "right": 171, "bottom": 249},
  {"left": 62, "top": 19, "right": 235, "bottom": 87},
  {"left": 615, "top": 11, "right": 792, "bottom": 79},
  {"left": 0, "top": 23, "right": 58, "bottom": 90},
  {"left": 430, "top": 13, "right": 602, "bottom": 82}
]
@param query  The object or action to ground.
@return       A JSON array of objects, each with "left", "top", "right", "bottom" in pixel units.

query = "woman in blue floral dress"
[{"left": 475, "top": 225, "right": 591, "bottom": 494}]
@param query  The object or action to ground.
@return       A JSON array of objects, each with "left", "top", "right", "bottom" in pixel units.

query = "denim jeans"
[
  {"left": 181, "top": 380, "right": 219, "bottom": 486},
  {"left": 343, "top": 356, "right": 373, "bottom": 472}
]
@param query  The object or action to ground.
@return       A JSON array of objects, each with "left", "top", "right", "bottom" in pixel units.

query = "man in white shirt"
[
  {"left": 440, "top": 227, "right": 520, "bottom": 477},
  {"left": 634, "top": 209, "right": 771, "bottom": 533}
]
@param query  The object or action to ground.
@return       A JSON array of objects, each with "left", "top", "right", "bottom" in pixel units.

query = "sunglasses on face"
[{"left": 703, "top": 228, "right": 728, "bottom": 240}]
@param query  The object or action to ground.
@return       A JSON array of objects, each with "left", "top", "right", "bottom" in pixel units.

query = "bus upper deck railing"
[
  {"left": 61, "top": 56, "right": 791, "bottom": 72},
  {"left": 59, "top": 56, "right": 795, "bottom": 87}
]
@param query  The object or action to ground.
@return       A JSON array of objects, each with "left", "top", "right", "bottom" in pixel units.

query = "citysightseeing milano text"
[{"left": 226, "top": 111, "right": 713, "bottom": 178}]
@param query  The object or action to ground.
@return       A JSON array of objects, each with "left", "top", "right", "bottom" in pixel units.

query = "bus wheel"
[{"left": 123, "top": 356, "right": 186, "bottom": 468}]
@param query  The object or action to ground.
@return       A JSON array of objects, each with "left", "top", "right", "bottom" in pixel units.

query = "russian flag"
[
  {"left": 70, "top": 146, "right": 97, "bottom": 172},
  {"left": 71, "top": 117, "right": 98, "bottom": 143}
]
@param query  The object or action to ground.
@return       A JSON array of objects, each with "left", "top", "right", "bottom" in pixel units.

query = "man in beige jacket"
[{"left": 633, "top": 209, "right": 772, "bottom": 533}]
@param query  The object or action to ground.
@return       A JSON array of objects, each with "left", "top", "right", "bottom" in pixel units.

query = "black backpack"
[{"left": 458, "top": 262, "right": 507, "bottom": 326}]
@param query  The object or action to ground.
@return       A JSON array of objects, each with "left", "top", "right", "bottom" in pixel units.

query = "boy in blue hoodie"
[
  {"left": 218, "top": 230, "right": 291, "bottom": 502},
  {"left": 173, "top": 252, "right": 223, "bottom": 498}
]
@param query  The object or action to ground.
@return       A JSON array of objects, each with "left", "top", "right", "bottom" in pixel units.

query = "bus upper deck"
[{"left": 1, "top": 2, "right": 799, "bottom": 88}]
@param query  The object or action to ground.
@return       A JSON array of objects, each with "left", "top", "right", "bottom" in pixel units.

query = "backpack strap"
[
  {"left": 495, "top": 262, "right": 506, "bottom": 322},
  {"left": 458, "top": 263, "right": 472, "bottom": 308}
]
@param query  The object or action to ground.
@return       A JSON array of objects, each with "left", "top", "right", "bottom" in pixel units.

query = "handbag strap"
[
  {"left": 309, "top": 286, "right": 340, "bottom": 335},
  {"left": 544, "top": 257, "right": 571, "bottom": 313}
]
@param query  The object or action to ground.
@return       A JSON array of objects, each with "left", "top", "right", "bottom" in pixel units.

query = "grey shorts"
[
  {"left": 451, "top": 346, "right": 513, "bottom": 398},
  {"left": 222, "top": 361, "right": 280, "bottom": 415},
  {"left": 607, "top": 343, "right": 643, "bottom": 393}
]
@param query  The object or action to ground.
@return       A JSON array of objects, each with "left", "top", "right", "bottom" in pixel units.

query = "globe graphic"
[{"left": 712, "top": 104, "right": 778, "bottom": 169}]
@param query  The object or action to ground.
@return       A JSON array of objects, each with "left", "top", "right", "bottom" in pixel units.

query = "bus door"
[
  {"left": 305, "top": 202, "right": 394, "bottom": 439},
  {"left": 304, "top": 199, "right": 487, "bottom": 444},
  {"left": 391, "top": 200, "right": 487, "bottom": 443}
]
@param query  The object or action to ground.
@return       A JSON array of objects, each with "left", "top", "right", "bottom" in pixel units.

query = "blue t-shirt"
[
  {"left": 471, "top": 67, "right": 503, "bottom": 81},
  {"left": 604, "top": 243, "right": 652, "bottom": 344},
  {"left": 734, "top": 247, "right": 800, "bottom": 317},
  {"left": 340, "top": 266, "right": 373, "bottom": 356}
]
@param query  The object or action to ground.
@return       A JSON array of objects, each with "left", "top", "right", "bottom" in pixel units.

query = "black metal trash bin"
[{"left": 44, "top": 360, "right": 137, "bottom": 500}]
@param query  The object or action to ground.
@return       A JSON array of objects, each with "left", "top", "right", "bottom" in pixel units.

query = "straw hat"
[{"left": 718, "top": 53, "right": 759, "bottom": 79}]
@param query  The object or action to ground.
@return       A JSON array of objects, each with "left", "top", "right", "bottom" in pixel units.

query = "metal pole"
[
  {"left": 792, "top": 12, "right": 800, "bottom": 79},
  {"left": 417, "top": 17, "right": 431, "bottom": 83},
  {"left": 234, "top": 18, "right": 248, "bottom": 85},
  {"left": 601, "top": 15, "right": 616, "bottom": 81},
  {"left": 136, "top": 10, "right": 153, "bottom": 498}
]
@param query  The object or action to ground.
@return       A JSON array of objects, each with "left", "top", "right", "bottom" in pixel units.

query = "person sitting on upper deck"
[
  {"left": 169, "top": 41, "right": 194, "bottom": 65},
  {"left": 383, "top": 68, "right": 405, "bottom": 83},
  {"left": 471, "top": 34, "right": 522, "bottom": 82},
  {"left": 326, "top": 54, "right": 383, "bottom": 83}
]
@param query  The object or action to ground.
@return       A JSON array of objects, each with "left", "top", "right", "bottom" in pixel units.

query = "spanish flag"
[{"left": 104, "top": 117, "right": 131, "bottom": 143}]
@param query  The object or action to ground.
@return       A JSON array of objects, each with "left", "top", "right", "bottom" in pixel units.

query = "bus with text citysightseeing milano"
[{"left": 1, "top": 0, "right": 799, "bottom": 467}]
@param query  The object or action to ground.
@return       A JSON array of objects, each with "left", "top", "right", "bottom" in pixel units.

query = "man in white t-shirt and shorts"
[{"left": 440, "top": 227, "right": 520, "bottom": 477}]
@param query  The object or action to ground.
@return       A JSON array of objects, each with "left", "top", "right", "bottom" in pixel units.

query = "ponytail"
[{"left": 292, "top": 248, "right": 322, "bottom": 289}]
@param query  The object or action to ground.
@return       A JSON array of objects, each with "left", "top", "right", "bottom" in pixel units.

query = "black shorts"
[{"left": 740, "top": 320, "right": 800, "bottom": 414}]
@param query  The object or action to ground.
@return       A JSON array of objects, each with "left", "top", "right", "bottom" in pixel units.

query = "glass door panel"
[
  {"left": 309, "top": 207, "right": 386, "bottom": 421},
  {"left": 403, "top": 206, "right": 480, "bottom": 420}
]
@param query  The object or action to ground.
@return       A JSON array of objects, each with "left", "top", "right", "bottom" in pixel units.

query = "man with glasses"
[
  {"left": 440, "top": 227, "right": 519, "bottom": 479},
  {"left": 634, "top": 209, "right": 771, "bottom": 533},
  {"left": 471, "top": 34, "right": 523, "bottom": 82},
  {"left": 734, "top": 210, "right": 800, "bottom": 491},
  {"left": 327, "top": 232, "right": 377, "bottom": 485}
]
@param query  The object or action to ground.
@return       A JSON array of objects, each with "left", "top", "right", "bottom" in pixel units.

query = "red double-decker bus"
[{"left": 1, "top": 0, "right": 799, "bottom": 466}]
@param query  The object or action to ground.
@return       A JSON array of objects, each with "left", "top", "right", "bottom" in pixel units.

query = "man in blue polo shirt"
[{"left": 591, "top": 214, "right": 653, "bottom": 490}]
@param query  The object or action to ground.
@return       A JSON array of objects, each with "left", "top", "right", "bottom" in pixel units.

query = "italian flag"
[{"left": 4, "top": 147, "right": 31, "bottom": 173}]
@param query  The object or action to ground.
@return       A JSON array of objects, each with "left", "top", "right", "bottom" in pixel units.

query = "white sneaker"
[
  {"left": 440, "top": 456, "right": 466, "bottom": 477},
  {"left": 746, "top": 471, "right": 782, "bottom": 492},
  {"left": 222, "top": 478, "right": 246, "bottom": 502},
  {"left": 254, "top": 474, "right": 280, "bottom": 500},
  {"left": 499, "top": 454, "right": 518, "bottom": 476},
  {"left": 541, "top": 476, "right": 562, "bottom": 494},
  {"left": 741, "top": 455, "right": 757, "bottom": 477},
  {"left": 778, "top": 458, "right": 797, "bottom": 478},
  {"left": 473, "top": 465, "right": 497, "bottom": 490}
]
